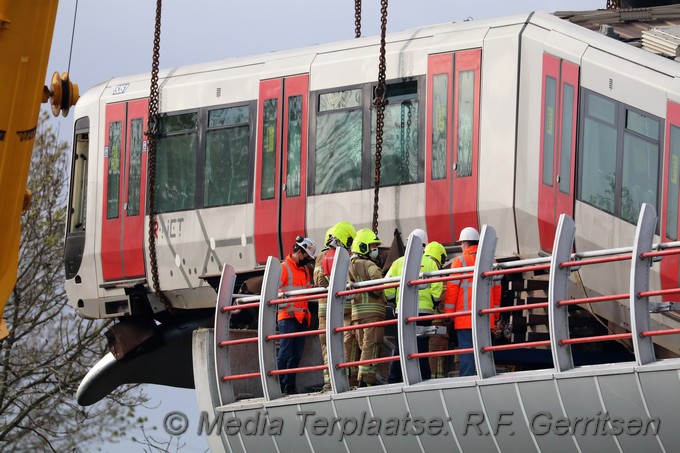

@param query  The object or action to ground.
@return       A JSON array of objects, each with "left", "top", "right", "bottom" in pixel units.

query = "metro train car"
[{"left": 64, "top": 8, "right": 680, "bottom": 369}]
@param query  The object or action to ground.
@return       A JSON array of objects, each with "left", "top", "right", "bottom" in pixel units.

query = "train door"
[
  {"left": 101, "top": 99, "right": 148, "bottom": 280},
  {"left": 425, "top": 49, "right": 481, "bottom": 244},
  {"left": 537, "top": 54, "right": 579, "bottom": 252},
  {"left": 661, "top": 100, "right": 680, "bottom": 295},
  {"left": 254, "top": 75, "right": 309, "bottom": 264}
]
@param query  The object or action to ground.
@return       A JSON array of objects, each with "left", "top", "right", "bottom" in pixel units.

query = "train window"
[
  {"left": 69, "top": 118, "right": 89, "bottom": 233},
  {"left": 622, "top": 113, "right": 660, "bottom": 223},
  {"left": 204, "top": 105, "right": 250, "bottom": 207},
  {"left": 371, "top": 80, "right": 419, "bottom": 186},
  {"left": 559, "top": 84, "right": 575, "bottom": 195},
  {"left": 627, "top": 110, "right": 659, "bottom": 141},
  {"left": 154, "top": 112, "right": 198, "bottom": 213},
  {"left": 319, "top": 89, "right": 362, "bottom": 111},
  {"left": 315, "top": 89, "right": 363, "bottom": 194},
  {"left": 208, "top": 105, "right": 249, "bottom": 127},
  {"left": 127, "top": 118, "right": 143, "bottom": 216},
  {"left": 261, "top": 99, "right": 278, "bottom": 200},
  {"left": 286, "top": 95, "right": 302, "bottom": 197},
  {"left": 456, "top": 71, "right": 474, "bottom": 178},
  {"left": 666, "top": 125, "right": 680, "bottom": 241},
  {"left": 578, "top": 90, "right": 661, "bottom": 223},
  {"left": 587, "top": 93, "right": 616, "bottom": 125},
  {"left": 106, "top": 121, "right": 122, "bottom": 219},
  {"left": 580, "top": 92, "right": 618, "bottom": 214},
  {"left": 431, "top": 73, "right": 448, "bottom": 180},
  {"left": 542, "top": 76, "right": 556, "bottom": 187}
]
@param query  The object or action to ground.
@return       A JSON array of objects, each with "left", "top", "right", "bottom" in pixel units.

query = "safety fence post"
[
  {"left": 213, "top": 264, "right": 236, "bottom": 405},
  {"left": 549, "top": 214, "right": 575, "bottom": 372},
  {"left": 630, "top": 203, "right": 657, "bottom": 365},
  {"left": 327, "top": 247, "right": 352, "bottom": 393},
  {"left": 398, "top": 229, "right": 426, "bottom": 385},
  {"left": 258, "top": 256, "right": 283, "bottom": 401},
  {"left": 472, "top": 225, "right": 497, "bottom": 379}
]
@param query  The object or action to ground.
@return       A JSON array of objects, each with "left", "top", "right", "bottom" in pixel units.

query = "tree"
[{"left": 0, "top": 112, "right": 147, "bottom": 451}]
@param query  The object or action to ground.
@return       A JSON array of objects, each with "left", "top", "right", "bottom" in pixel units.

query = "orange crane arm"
[{"left": 0, "top": 0, "right": 60, "bottom": 339}]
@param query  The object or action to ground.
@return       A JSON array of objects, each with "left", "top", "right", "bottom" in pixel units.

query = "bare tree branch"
[{"left": 0, "top": 112, "right": 147, "bottom": 451}]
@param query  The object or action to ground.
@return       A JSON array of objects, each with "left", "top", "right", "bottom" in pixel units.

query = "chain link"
[
  {"left": 372, "top": 0, "right": 388, "bottom": 235},
  {"left": 355, "top": 0, "right": 362, "bottom": 38},
  {"left": 146, "top": 0, "right": 170, "bottom": 308}
]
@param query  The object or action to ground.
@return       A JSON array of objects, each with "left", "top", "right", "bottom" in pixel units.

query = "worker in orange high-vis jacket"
[
  {"left": 277, "top": 236, "right": 317, "bottom": 395},
  {"left": 443, "top": 227, "right": 501, "bottom": 377}
]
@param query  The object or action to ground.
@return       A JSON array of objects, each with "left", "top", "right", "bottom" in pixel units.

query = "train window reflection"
[
  {"left": 370, "top": 96, "right": 418, "bottom": 186},
  {"left": 371, "top": 80, "right": 419, "bottom": 186},
  {"left": 542, "top": 76, "right": 556, "bottom": 187},
  {"left": 315, "top": 88, "right": 362, "bottom": 194},
  {"left": 587, "top": 92, "right": 616, "bottom": 125},
  {"left": 205, "top": 105, "right": 250, "bottom": 208},
  {"left": 127, "top": 118, "right": 143, "bottom": 217},
  {"left": 622, "top": 134, "right": 659, "bottom": 223},
  {"left": 286, "top": 95, "right": 302, "bottom": 197},
  {"left": 578, "top": 90, "right": 661, "bottom": 224},
  {"left": 431, "top": 73, "right": 448, "bottom": 180},
  {"left": 205, "top": 127, "right": 249, "bottom": 207},
  {"left": 666, "top": 125, "right": 680, "bottom": 241},
  {"left": 559, "top": 84, "right": 575, "bottom": 195},
  {"left": 107, "top": 121, "right": 122, "bottom": 219},
  {"left": 319, "top": 89, "right": 362, "bottom": 111},
  {"left": 209, "top": 105, "right": 249, "bottom": 127},
  {"left": 316, "top": 109, "right": 362, "bottom": 193},
  {"left": 69, "top": 122, "right": 89, "bottom": 233},
  {"left": 627, "top": 110, "right": 659, "bottom": 141},
  {"left": 261, "top": 99, "right": 278, "bottom": 200},
  {"left": 457, "top": 70, "right": 474, "bottom": 178},
  {"left": 155, "top": 113, "right": 198, "bottom": 213}
]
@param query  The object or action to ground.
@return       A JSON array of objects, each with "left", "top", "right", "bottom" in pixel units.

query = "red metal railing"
[{"left": 215, "top": 223, "right": 680, "bottom": 398}]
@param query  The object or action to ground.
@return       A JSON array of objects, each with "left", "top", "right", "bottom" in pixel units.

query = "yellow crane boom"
[{"left": 0, "top": 0, "right": 60, "bottom": 339}]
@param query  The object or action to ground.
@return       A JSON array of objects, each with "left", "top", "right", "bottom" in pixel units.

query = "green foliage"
[{"left": 0, "top": 112, "right": 147, "bottom": 451}]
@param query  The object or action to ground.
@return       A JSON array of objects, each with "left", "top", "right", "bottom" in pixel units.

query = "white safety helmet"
[
  {"left": 457, "top": 227, "right": 480, "bottom": 243},
  {"left": 295, "top": 236, "right": 317, "bottom": 258}
]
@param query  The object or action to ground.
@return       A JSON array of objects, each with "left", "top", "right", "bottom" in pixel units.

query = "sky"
[{"left": 46, "top": 1, "right": 603, "bottom": 451}]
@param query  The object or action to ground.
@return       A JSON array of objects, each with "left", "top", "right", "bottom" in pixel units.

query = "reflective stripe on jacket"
[
  {"left": 278, "top": 255, "right": 312, "bottom": 325},
  {"left": 443, "top": 245, "right": 501, "bottom": 330},
  {"left": 384, "top": 255, "right": 443, "bottom": 314},
  {"left": 348, "top": 255, "right": 386, "bottom": 320}
]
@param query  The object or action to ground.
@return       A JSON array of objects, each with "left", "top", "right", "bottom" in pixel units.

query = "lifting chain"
[
  {"left": 146, "top": 0, "right": 170, "bottom": 308},
  {"left": 372, "top": 0, "right": 388, "bottom": 234},
  {"left": 606, "top": 0, "right": 620, "bottom": 9},
  {"left": 354, "top": 0, "right": 362, "bottom": 38},
  {"left": 399, "top": 102, "right": 413, "bottom": 184}
]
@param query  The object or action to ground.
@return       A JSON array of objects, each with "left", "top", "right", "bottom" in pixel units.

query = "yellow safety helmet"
[
  {"left": 331, "top": 221, "right": 356, "bottom": 249},
  {"left": 324, "top": 227, "right": 335, "bottom": 247},
  {"left": 352, "top": 228, "right": 381, "bottom": 255},
  {"left": 424, "top": 241, "right": 447, "bottom": 266}
]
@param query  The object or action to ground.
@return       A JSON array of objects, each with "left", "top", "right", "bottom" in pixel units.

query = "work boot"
[{"left": 283, "top": 385, "right": 297, "bottom": 395}]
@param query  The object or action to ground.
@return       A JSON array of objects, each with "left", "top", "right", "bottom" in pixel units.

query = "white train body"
[{"left": 64, "top": 12, "right": 680, "bottom": 353}]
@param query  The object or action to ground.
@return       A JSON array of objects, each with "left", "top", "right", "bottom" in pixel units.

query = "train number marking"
[{"left": 112, "top": 84, "right": 129, "bottom": 95}]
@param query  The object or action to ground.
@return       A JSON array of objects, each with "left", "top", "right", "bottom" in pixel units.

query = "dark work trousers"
[
  {"left": 388, "top": 317, "right": 432, "bottom": 383},
  {"left": 277, "top": 318, "right": 307, "bottom": 392}
]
